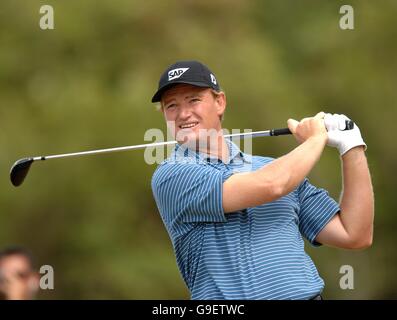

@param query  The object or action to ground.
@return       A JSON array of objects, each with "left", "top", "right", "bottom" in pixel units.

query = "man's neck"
[{"left": 197, "top": 134, "right": 229, "bottom": 163}]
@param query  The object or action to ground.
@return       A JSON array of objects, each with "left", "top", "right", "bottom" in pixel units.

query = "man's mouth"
[{"left": 179, "top": 122, "right": 199, "bottom": 129}]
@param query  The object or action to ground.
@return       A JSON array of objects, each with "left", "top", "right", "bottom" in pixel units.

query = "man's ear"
[
  {"left": 215, "top": 92, "right": 226, "bottom": 117},
  {"left": 159, "top": 103, "right": 164, "bottom": 114}
]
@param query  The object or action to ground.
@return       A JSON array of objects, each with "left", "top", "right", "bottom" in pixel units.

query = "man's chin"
[
  {"left": 176, "top": 134, "right": 199, "bottom": 148},
  {"left": 175, "top": 128, "right": 222, "bottom": 150},
  {"left": 176, "top": 128, "right": 197, "bottom": 140}
]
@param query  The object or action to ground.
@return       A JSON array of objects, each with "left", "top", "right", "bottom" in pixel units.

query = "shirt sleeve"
[
  {"left": 151, "top": 162, "right": 233, "bottom": 227},
  {"left": 296, "top": 178, "right": 340, "bottom": 246}
]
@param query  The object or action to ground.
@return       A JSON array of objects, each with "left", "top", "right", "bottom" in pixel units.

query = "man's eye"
[
  {"left": 166, "top": 104, "right": 176, "bottom": 110},
  {"left": 190, "top": 98, "right": 200, "bottom": 103}
]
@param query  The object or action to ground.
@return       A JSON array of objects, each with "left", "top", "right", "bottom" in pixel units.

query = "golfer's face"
[{"left": 161, "top": 84, "right": 224, "bottom": 143}]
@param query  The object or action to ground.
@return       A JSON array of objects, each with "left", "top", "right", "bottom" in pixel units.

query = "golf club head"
[{"left": 10, "top": 158, "right": 34, "bottom": 187}]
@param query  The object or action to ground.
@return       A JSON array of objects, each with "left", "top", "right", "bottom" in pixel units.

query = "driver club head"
[{"left": 10, "top": 158, "right": 35, "bottom": 187}]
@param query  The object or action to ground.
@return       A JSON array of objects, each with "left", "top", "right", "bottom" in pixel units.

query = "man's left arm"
[
  {"left": 315, "top": 146, "right": 374, "bottom": 249},
  {"left": 315, "top": 114, "right": 374, "bottom": 249}
]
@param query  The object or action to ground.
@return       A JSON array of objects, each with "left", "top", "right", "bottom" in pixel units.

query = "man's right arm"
[{"left": 222, "top": 113, "right": 328, "bottom": 213}]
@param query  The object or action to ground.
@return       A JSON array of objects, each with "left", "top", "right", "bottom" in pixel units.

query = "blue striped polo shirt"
[{"left": 151, "top": 138, "right": 340, "bottom": 300}]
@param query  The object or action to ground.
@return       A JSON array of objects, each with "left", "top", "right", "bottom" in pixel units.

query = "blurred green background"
[{"left": 1, "top": 0, "right": 396, "bottom": 299}]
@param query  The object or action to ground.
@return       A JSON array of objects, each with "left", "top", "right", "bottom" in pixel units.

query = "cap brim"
[{"left": 151, "top": 81, "right": 213, "bottom": 103}]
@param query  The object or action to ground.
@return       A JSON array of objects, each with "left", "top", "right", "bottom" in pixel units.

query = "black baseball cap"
[{"left": 151, "top": 60, "right": 220, "bottom": 103}]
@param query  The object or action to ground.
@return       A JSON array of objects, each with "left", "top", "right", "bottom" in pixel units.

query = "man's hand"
[
  {"left": 287, "top": 111, "right": 328, "bottom": 144},
  {"left": 324, "top": 113, "right": 367, "bottom": 156}
]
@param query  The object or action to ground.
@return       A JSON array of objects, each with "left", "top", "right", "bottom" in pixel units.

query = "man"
[
  {"left": 0, "top": 247, "right": 40, "bottom": 300},
  {"left": 150, "top": 60, "right": 374, "bottom": 299}
]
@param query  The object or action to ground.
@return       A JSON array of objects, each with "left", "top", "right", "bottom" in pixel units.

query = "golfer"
[{"left": 150, "top": 60, "right": 374, "bottom": 300}]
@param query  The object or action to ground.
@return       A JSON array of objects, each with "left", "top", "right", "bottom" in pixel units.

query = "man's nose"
[{"left": 178, "top": 104, "right": 193, "bottom": 120}]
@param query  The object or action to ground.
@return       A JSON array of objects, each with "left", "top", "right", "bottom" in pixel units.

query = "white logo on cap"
[
  {"left": 210, "top": 74, "right": 217, "bottom": 85},
  {"left": 168, "top": 68, "right": 189, "bottom": 81}
]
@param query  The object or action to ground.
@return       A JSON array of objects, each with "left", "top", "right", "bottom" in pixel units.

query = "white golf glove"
[{"left": 324, "top": 113, "right": 367, "bottom": 156}]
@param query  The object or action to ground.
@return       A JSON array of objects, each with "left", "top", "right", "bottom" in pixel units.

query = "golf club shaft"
[
  {"left": 32, "top": 128, "right": 288, "bottom": 161},
  {"left": 22, "top": 118, "right": 355, "bottom": 162},
  {"left": 9, "top": 120, "right": 354, "bottom": 187}
]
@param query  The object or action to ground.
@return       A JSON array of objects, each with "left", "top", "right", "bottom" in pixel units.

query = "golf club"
[{"left": 10, "top": 120, "right": 354, "bottom": 187}]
